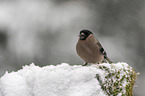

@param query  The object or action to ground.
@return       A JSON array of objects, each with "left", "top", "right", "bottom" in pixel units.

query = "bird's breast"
[{"left": 76, "top": 39, "right": 102, "bottom": 63}]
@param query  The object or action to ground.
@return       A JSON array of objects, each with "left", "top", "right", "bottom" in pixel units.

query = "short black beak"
[{"left": 80, "top": 35, "right": 85, "bottom": 40}]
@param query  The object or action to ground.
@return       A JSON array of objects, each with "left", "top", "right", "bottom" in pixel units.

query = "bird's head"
[{"left": 79, "top": 30, "right": 93, "bottom": 40}]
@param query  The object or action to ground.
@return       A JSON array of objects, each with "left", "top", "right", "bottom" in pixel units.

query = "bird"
[{"left": 76, "top": 30, "right": 113, "bottom": 66}]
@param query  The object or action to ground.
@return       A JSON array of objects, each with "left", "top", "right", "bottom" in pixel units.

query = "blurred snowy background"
[{"left": 0, "top": 0, "right": 144, "bottom": 95}]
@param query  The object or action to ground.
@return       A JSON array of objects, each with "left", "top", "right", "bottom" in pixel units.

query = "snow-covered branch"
[{"left": 0, "top": 63, "right": 137, "bottom": 96}]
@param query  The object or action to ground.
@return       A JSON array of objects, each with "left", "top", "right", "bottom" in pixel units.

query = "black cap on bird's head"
[{"left": 79, "top": 30, "right": 93, "bottom": 40}]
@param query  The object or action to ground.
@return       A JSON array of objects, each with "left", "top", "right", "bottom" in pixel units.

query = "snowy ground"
[{"left": 0, "top": 63, "right": 134, "bottom": 96}]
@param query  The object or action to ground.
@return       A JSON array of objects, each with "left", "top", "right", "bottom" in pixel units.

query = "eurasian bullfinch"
[{"left": 76, "top": 30, "right": 113, "bottom": 66}]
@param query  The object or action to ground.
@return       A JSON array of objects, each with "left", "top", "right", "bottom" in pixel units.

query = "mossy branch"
[{"left": 94, "top": 63, "right": 138, "bottom": 96}]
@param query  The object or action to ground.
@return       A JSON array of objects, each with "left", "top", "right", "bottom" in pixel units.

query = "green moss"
[
  {"left": 125, "top": 69, "right": 137, "bottom": 96},
  {"left": 97, "top": 64, "right": 137, "bottom": 96}
]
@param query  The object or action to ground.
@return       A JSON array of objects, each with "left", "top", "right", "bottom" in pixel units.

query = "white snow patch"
[
  {"left": 0, "top": 62, "right": 133, "bottom": 96},
  {"left": 0, "top": 63, "right": 107, "bottom": 96}
]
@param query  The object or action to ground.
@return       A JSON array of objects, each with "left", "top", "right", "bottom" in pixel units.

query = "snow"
[{"left": 0, "top": 62, "right": 133, "bottom": 96}]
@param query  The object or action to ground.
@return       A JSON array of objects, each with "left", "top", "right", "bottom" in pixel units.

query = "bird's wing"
[
  {"left": 96, "top": 39, "right": 113, "bottom": 63},
  {"left": 96, "top": 39, "right": 107, "bottom": 56}
]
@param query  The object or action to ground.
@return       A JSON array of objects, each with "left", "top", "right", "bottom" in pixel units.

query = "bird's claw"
[{"left": 82, "top": 62, "right": 88, "bottom": 66}]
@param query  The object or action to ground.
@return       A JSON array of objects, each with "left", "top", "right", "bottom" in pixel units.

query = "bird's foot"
[{"left": 82, "top": 62, "right": 88, "bottom": 66}]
